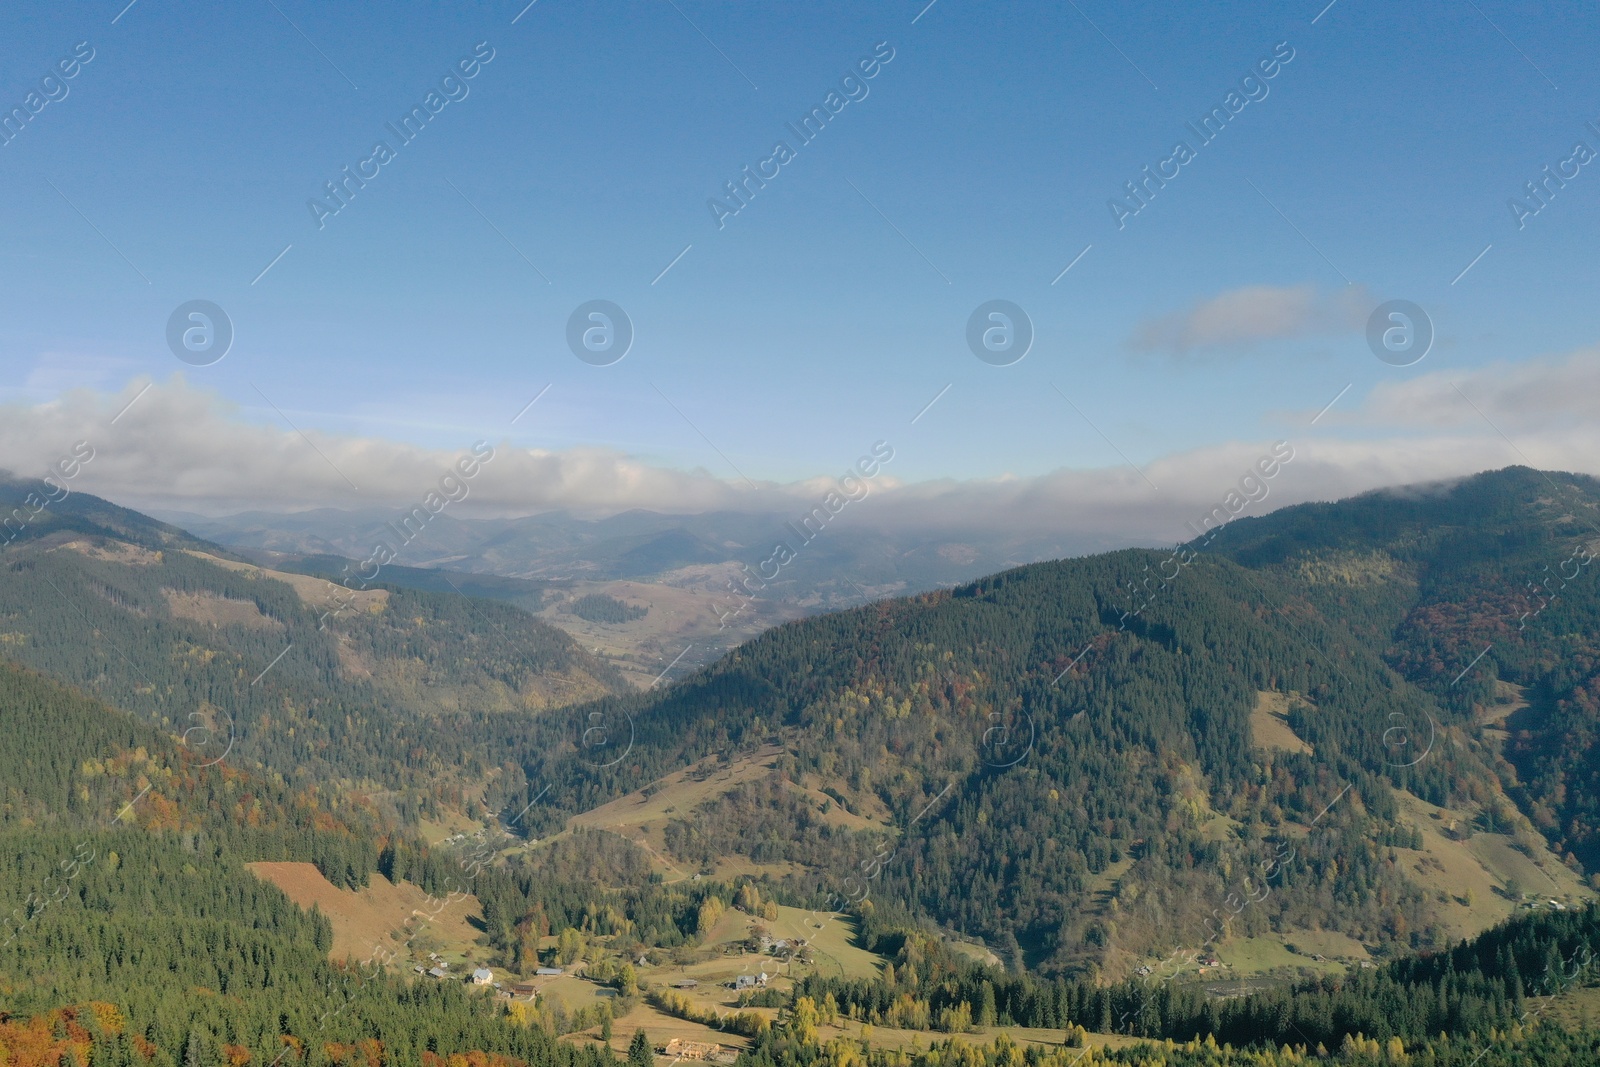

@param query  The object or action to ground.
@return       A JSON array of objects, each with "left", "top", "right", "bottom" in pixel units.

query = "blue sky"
[{"left": 2, "top": 0, "right": 1597, "bottom": 519}]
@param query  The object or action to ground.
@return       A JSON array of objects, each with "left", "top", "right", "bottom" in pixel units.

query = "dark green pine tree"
[
  {"left": 977, "top": 982, "right": 997, "bottom": 1028},
  {"left": 1539, "top": 939, "right": 1565, "bottom": 996},
  {"left": 628, "top": 1029, "right": 654, "bottom": 1067}
]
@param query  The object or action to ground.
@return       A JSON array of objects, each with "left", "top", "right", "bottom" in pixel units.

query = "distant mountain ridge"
[{"left": 153, "top": 503, "right": 1099, "bottom": 602}]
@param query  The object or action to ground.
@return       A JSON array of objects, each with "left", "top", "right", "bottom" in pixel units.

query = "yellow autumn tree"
[{"left": 697, "top": 897, "right": 725, "bottom": 935}]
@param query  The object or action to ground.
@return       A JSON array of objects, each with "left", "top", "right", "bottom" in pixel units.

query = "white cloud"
[
  {"left": 1130, "top": 284, "right": 1370, "bottom": 355},
  {"left": 855, "top": 432, "right": 1578, "bottom": 548},
  {"left": 0, "top": 377, "right": 760, "bottom": 517},
  {"left": 2, "top": 371, "right": 1597, "bottom": 551},
  {"left": 1359, "top": 346, "right": 1600, "bottom": 431}
]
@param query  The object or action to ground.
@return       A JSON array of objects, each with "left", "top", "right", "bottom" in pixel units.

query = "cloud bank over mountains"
[{"left": 4, "top": 355, "right": 1598, "bottom": 552}]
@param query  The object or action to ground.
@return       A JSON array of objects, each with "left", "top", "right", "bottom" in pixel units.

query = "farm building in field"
[
  {"left": 471, "top": 968, "right": 494, "bottom": 985},
  {"left": 535, "top": 966, "right": 563, "bottom": 976}
]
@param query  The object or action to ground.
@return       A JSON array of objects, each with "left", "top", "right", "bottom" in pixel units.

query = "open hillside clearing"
[
  {"left": 1249, "top": 690, "right": 1313, "bottom": 755},
  {"left": 1394, "top": 790, "right": 1592, "bottom": 943},
  {"left": 562, "top": 745, "right": 892, "bottom": 885},
  {"left": 247, "top": 861, "right": 484, "bottom": 969}
]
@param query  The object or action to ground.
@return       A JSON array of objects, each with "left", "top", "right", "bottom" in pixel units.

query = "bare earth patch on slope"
[
  {"left": 56, "top": 538, "right": 164, "bottom": 566},
  {"left": 183, "top": 549, "right": 389, "bottom": 615},
  {"left": 248, "top": 860, "right": 482, "bottom": 966},
  {"left": 164, "top": 588, "right": 283, "bottom": 629},
  {"left": 1250, "top": 691, "right": 1313, "bottom": 755}
]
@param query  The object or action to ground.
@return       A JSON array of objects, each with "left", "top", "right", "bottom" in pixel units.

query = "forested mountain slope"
[
  {"left": 0, "top": 477, "right": 627, "bottom": 820},
  {"left": 486, "top": 468, "right": 1600, "bottom": 975},
  {"left": 0, "top": 659, "right": 619, "bottom": 1067},
  {"left": 1205, "top": 465, "right": 1600, "bottom": 870},
  {"left": 2, "top": 654, "right": 1598, "bottom": 1067}
]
